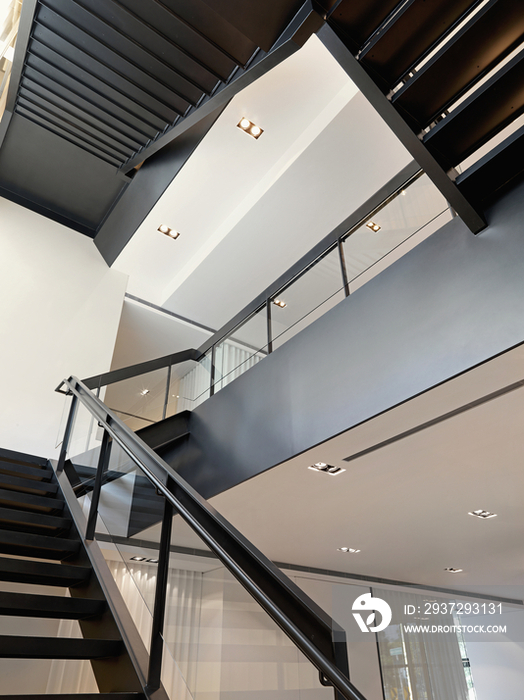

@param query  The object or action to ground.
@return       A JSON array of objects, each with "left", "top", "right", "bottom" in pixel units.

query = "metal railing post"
[
  {"left": 162, "top": 364, "right": 171, "bottom": 420},
  {"left": 56, "top": 394, "right": 78, "bottom": 474},
  {"left": 266, "top": 298, "right": 273, "bottom": 353},
  {"left": 210, "top": 345, "right": 216, "bottom": 397},
  {"left": 338, "top": 239, "right": 350, "bottom": 297},
  {"left": 85, "top": 428, "right": 112, "bottom": 540},
  {"left": 147, "top": 495, "right": 174, "bottom": 690}
]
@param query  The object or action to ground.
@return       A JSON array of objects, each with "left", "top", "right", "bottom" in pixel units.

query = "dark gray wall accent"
[
  {"left": 94, "top": 104, "right": 227, "bottom": 265},
  {"left": 174, "top": 178, "right": 524, "bottom": 498}
]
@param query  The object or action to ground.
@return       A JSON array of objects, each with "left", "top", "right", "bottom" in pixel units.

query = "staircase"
[{"left": 0, "top": 446, "right": 145, "bottom": 698}]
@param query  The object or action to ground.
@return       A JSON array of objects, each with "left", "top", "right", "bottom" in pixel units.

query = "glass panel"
[
  {"left": 272, "top": 246, "right": 346, "bottom": 351},
  {"left": 66, "top": 400, "right": 103, "bottom": 483},
  {"left": 102, "top": 367, "right": 169, "bottom": 430},
  {"left": 214, "top": 307, "right": 268, "bottom": 393},
  {"left": 343, "top": 174, "right": 451, "bottom": 290},
  {"left": 167, "top": 353, "right": 212, "bottom": 416}
]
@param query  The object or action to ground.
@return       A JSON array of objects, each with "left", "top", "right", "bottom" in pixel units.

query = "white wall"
[{"left": 0, "top": 198, "right": 128, "bottom": 457}]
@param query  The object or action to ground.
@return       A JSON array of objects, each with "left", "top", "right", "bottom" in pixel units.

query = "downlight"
[
  {"left": 444, "top": 567, "right": 463, "bottom": 573},
  {"left": 366, "top": 221, "right": 381, "bottom": 232},
  {"left": 158, "top": 224, "right": 180, "bottom": 239},
  {"left": 308, "top": 462, "right": 346, "bottom": 476},
  {"left": 237, "top": 117, "right": 264, "bottom": 139},
  {"left": 131, "top": 556, "right": 146, "bottom": 562},
  {"left": 273, "top": 299, "right": 287, "bottom": 308},
  {"left": 468, "top": 509, "right": 497, "bottom": 519},
  {"left": 337, "top": 547, "right": 361, "bottom": 553}
]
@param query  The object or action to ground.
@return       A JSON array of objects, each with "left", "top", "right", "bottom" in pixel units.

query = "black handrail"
[
  {"left": 58, "top": 161, "right": 422, "bottom": 398},
  {"left": 60, "top": 375, "right": 368, "bottom": 700}
]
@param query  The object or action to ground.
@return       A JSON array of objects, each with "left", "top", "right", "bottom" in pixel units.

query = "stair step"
[
  {"left": 0, "top": 635, "right": 123, "bottom": 659},
  {"left": 0, "top": 529, "right": 79, "bottom": 560},
  {"left": 0, "top": 447, "right": 48, "bottom": 467},
  {"left": 0, "top": 556, "right": 91, "bottom": 586},
  {"left": 0, "top": 591, "right": 105, "bottom": 619},
  {"left": 0, "top": 473, "right": 58, "bottom": 496},
  {"left": 0, "top": 460, "right": 53, "bottom": 482},
  {"left": 0, "top": 487, "right": 64, "bottom": 512},
  {"left": 0, "top": 505, "right": 71, "bottom": 533}
]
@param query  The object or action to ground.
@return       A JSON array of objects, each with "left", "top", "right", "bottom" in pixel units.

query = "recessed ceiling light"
[
  {"left": 147, "top": 558, "right": 159, "bottom": 564},
  {"left": 158, "top": 224, "right": 180, "bottom": 239},
  {"left": 140, "top": 389, "right": 150, "bottom": 396},
  {"left": 400, "top": 190, "right": 406, "bottom": 196},
  {"left": 273, "top": 299, "right": 286, "bottom": 308},
  {"left": 444, "top": 567, "right": 463, "bottom": 573},
  {"left": 366, "top": 221, "right": 381, "bottom": 232},
  {"left": 308, "top": 463, "right": 346, "bottom": 476},
  {"left": 337, "top": 547, "right": 361, "bottom": 553},
  {"left": 237, "top": 117, "right": 263, "bottom": 139},
  {"left": 468, "top": 510, "right": 497, "bottom": 519},
  {"left": 131, "top": 556, "right": 146, "bottom": 562}
]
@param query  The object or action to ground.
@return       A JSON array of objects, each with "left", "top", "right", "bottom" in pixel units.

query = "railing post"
[
  {"left": 147, "top": 494, "right": 174, "bottom": 690},
  {"left": 209, "top": 345, "right": 216, "bottom": 397},
  {"left": 56, "top": 393, "right": 78, "bottom": 474},
  {"left": 85, "top": 428, "right": 112, "bottom": 541},
  {"left": 266, "top": 298, "right": 273, "bottom": 353},
  {"left": 338, "top": 239, "right": 350, "bottom": 297}
]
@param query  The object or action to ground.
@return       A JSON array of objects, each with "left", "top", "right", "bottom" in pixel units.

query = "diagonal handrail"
[{"left": 61, "top": 374, "right": 368, "bottom": 700}]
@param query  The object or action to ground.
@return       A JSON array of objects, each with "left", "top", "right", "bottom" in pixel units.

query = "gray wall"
[{"left": 174, "top": 180, "right": 524, "bottom": 498}]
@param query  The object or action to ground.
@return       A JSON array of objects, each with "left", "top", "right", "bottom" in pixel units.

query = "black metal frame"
[{"left": 60, "top": 374, "right": 367, "bottom": 700}]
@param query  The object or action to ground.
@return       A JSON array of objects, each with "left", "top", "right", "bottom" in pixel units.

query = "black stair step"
[
  {"left": 0, "top": 447, "right": 48, "bottom": 467},
  {"left": 0, "top": 460, "right": 53, "bottom": 482},
  {"left": 0, "top": 505, "right": 71, "bottom": 532},
  {"left": 0, "top": 556, "right": 91, "bottom": 587},
  {"left": 0, "top": 487, "right": 64, "bottom": 513},
  {"left": 0, "top": 472, "right": 58, "bottom": 496},
  {"left": 0, "top": 591, "right": 105, "bottom": 619},
  {"left": 0, "top": 529, "right": 79, "bottom": 560},
  {"left": 0, "top": 635, "right": 123, "bottom": 659}
]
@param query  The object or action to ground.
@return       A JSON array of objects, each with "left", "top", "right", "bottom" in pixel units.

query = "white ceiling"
[{"left": 113, "top": 34, "right": 412, "bottom": 330}]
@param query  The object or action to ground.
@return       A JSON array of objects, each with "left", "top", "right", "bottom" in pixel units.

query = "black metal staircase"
[{"left": 0, "top": 446, "right": 145, "bottom": 699}]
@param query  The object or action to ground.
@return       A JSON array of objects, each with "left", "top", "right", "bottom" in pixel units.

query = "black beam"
[{"left": 317, "top": 24, "right": 486, "bottom": 234}]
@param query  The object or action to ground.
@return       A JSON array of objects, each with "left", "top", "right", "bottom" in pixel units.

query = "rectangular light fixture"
[
  {"left": 468, "top": 509, "right": 497, "bottom": 519},
  {"left": 158, "top": 224, "right": 180, "bottom": 239},
  {"left": 273, "top": 299, "right": 286, "bottom": 308},
  {"left": 131, "top": 556, "right": 146, "bottom": 562},
  {"left": 366, "top": 221, "right": 381, "bottom": 232},
  {"left": 308, "top": 462, "right": 346, "bottom": 476},
  {"left": 237, "top": 117, "right": 263, "bottom": 139}
]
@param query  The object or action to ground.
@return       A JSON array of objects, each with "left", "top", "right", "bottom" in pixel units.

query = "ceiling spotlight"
[
  {"left": 366, "top": 221, "right": 381, "bottom": 232},
  {"left": 337, "top": 547, "right": 361, "bottom": 553},
  {"left": 444, "top": 567, "right": 463, "bottom": 573},
  {"left": 237, "top": 117, "right": 263, "bottom": 139},
  {"left": 147, "top": 558, "right": 159, "bottom": 564},
  {"left": 140, "top": 389, "right": 150, "bottom": 396},
  {"left": 158, "top": 224, "right": 180, "bottom": 239},
  {"left": 131, "top": 556, "right": 146, "bottom": 562},
  {"left": 468, "top": 510, "right": 497, "bottom": 519},
  {"left": 308, "top": 463, "right": 346, "bottom": 476},
  {"left": 400, "top": 190, "right": 406, "bottom": 196},
  {"left": 273, "top": 299, "right": 286, "bottom": 308}
]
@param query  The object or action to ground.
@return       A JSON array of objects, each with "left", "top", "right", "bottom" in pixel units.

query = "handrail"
[
  {"left": 62, "top": 161, "right": 422, "bottom": 396},
  {"left": 60, "top": 375, "right": 368, "bottom": 700}
]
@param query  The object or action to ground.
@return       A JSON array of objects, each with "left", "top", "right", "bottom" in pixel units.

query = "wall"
[{"left": 0, "top": 197, "right": 128, "bottom": 457}]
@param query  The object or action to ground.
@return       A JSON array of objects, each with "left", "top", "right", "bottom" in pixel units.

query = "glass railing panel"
[
  {"left": 272, "top": 246, "right": 346, "bottom": 351},
  {"left": 102, "top": 367, "right": 169, "bottom": 430},
  {"left": 343, "top": 174, "right": 451, "bottom": 289},
  {"left": 158, "top": 511, "right": 335, "bottom": 700},
  {"left": 213, "top": 307, "right": 268, "bottom": 393},
  {"left": 167, "top": 352, "right": 212, "bottom": 416},
  {"left": 66, "top": 399, "right": 103, "bottom": 481}
]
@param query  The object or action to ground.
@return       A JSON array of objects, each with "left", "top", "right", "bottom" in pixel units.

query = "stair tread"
[
  {"left": 0, "top": 635, "right": 123, "bottom": 659},
  {"left": 0, "top": 487, "right": 64, "bottom": 512},
  {"left": 0, "top": 528, "right": 79, "bottom": 560},
  {"left": 0, "top": 447, "right": 48, "bottom": 467},
  {"left": 0, "top": 460, "right": 53, "bottom": 482},
  {"left": 0, "top": 505, "right": 71, "bottom": 531},
  {"left": 0, "top": 556, "right": 91, "bottom": 586},
  {"left": 0, "top": 473, "right": 58, "bottom": 495},
  {"left": 0, "top": 591, "right": 105, "bottom": 619}
]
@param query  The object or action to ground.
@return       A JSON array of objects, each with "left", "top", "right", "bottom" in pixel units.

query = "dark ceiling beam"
[
  {"left": 0, "top": 0, "right": 38, "bottom": 149},
  {"left": 118, "top": 1, "right": 324, "bottom": 173},
  {"left": 317, "top": 23, "right": 487, "bottom": 234}
]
